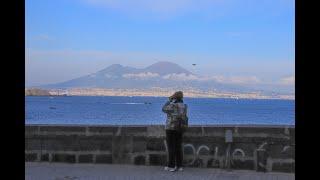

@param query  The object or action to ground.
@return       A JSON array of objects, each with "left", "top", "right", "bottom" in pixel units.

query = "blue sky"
[{"left": 26, "top": 0, "right": 295, "bottom": 89}]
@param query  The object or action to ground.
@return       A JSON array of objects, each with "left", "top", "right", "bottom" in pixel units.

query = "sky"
[{"left": 26, "top": 0, "right": 295, "bottom": 90}]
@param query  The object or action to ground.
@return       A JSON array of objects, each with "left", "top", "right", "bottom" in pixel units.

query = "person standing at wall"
[{"left": 162, "top": 91, "right": 188, "bottom": 172}]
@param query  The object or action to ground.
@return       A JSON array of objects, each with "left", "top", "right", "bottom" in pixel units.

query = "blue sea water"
[{"left": 25, "top": 96, "right": 295, "bottom": 125}]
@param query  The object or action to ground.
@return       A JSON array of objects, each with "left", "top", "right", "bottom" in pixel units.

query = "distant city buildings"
[{"left": 46, "top": 87, "right": 294, "bottom": 100}]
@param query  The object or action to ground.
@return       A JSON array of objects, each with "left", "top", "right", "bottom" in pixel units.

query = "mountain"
[
  {"left": 39, "top": 61, "right": 263, "bottom": 93},
  {"left": 95, "top": 64, "right": 140, "bottom": 75},
  {"left": 42, "top": 62, "right": 184, "bottom": 87},
  {"left": 144, "top": 61, "right": 192, "bottom": 75}
]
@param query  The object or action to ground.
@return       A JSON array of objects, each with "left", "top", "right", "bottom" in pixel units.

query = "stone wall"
[{"left": 25, "top": 125, "right": 295, "bottom": 173}]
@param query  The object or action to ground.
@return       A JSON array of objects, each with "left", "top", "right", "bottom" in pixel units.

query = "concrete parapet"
[{"left": 25, "top": 124, "right": 295, "bottom": 173}]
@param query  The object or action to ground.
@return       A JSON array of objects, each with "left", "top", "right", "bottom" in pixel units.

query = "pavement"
[{"left": 25, "top": 162, "right": 295, "bottom": 180}]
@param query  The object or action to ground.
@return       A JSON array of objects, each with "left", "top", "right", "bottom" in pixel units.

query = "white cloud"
[
  {"left": 201, "top": 75, "right": 260, "bottom": 84},
  {"left": 123, "top": 72, "right": 160, "bottom": 79},
  {"left": 104, "top": 74, "right": 116, "bottom": 78},
  {"left": 162, "top": 73, "right": 199, "bottom": 81},
  {"left": 226, "top": 76, "right": 261, "bottom": 84},
  {"left": 279, "top": 76, "right": 294, "bottom": 85},
  {"left": 162, "top": 73, "right": 261, "bottom": 85}
]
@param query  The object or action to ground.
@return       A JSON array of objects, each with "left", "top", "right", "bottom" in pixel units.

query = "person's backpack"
[{"left": 172, "top": 103, "right": 188, "bottom": 132}]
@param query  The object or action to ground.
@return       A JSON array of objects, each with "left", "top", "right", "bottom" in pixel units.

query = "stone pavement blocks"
[
  {"left": 234, "top": 137, "right": 290, "bottom": 144},
  {"left": 231, "top": 160, "right": 254, "bottom": 170},
  {"left": 272, "top": 162, "right": 295, "bottom": 173},
  {"left": 41, "top": 153, "right": 49, "bottom": 161},
  {"left": 78, "top": 135, "right": 112, "bottom": 151},
  {"left": 183, "top": 146, "right": 195, "bottom": 155},
  {"left": 112, "top": 135, "right": 133, "bottom": 154},
  {"left": 146, "top": 138, "right": 165, "bottom": 151},
  {"left": 78, "top": 154, "right": 93, "bottom": 163},
  {"left": 112, "top": 153, "right": 132, "bottom": 164},
  {"left": 40, "top": 126, "right": 86, "bottom": 133},
  {"left": 25, "top": 138, "right": 42, "bottom": 150},
  {"left": 112, "top": 135, "right": 133, "bottom": 164},
  {"left": 238, "top": 127, "right": 285, "bottom": 135},
  {"left": 147, "top": 126, "right": 165, "bottom": 137},
  {"left": 183, "top": 139, "right": 226, "bottom": 156},
  {"left": 289, "top": 129, "right": 295, "bottom": 142},
  {"left": 207, "top": 144, "right": 224, "bottom": 156},
  {"left": 149, "top": 154, "right": 167, "bottom": 166},
  {"left": 132, "top": 137, "right": 147, "bottom": 153},
  {"left": 184, "top": 127, "right": 203, "bottom": 136},
  {"left": 197, "top": 147, "right": 210, "bottom": 156},
  {"left": 183, "top": 156, "right": 194, "bottom": 166},
  {"left": 184, "top": 136, "right": 225, "bottom": 145},
  {"left": 256, "top": 150, "right": 268, "bottom": 172},
  {"left": 207, "top": 158, "right": 220, "bottom": 168},
  {"left": 192, "top": 158, "right": 207, "bottom": 167},
  {"left": 134, "top": 155, "right": 146, "bottom": 165},
  {"left": 25, "top": 153, "right": 38, "bottom": 162},
  {"left": 203, "top": 127, "right": 226, "bottom": 136},
  {"left": 52, "top": 154, "right": 76, "bottom": 163},
  {"left": 25, "top": 126, "right": 39, "bottom": 136},
  {"left": 96, "top": 154, "right": 112, "bottom": 164},
  {"left": 121, "top": 127, "right": 147, "bottom": 136},
  {"left": 231, "top": 143, "right": 255, "bottom": 157},
  {"left": 268, "top": 144, "right": 293, "bottom": 158},
  {"left": 24, "top": 125, "right": 295, "bottom": 173},
  {"left": 88, "top": 127, "right": 117, "bottom": 135},
  {"left": 42, "top": 135, "right": 80, "bottom": 151}
]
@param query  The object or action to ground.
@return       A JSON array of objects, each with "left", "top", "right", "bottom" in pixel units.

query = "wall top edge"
[{"left": 25, "top": 124, "right": 295, "bottom": 128}]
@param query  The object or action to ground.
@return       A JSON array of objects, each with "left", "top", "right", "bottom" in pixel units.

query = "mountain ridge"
[
  {"left": 42, "top": 61, "right": 196, "bottom": 89},
  {"left": 37, "top": 61, "right": 292, "bottom": 95}
]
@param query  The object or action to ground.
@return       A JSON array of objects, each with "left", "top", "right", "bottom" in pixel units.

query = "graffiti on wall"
[{"left": 163, "top": 139, "right": 294, "bottom": 171}]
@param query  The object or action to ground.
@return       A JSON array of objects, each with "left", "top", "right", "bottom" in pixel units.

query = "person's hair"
[{"left": 170, "top": 91, "right": 183, "bottom": 101}]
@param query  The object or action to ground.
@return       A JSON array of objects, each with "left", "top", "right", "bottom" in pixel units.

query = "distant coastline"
[
  {"left": 25, "top": 88, "right": 51, "bottom": 96},
  {"left": 25, "top": 87, "right": 294, "bottom": 100}
]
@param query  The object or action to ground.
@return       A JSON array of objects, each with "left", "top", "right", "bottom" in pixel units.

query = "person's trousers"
[{"left": 166, "top": 130, "right": 183, "bottom": 168}]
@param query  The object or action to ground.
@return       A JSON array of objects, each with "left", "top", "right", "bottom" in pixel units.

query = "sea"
[{"left": 25, "top": 96, "right": 295, "bottom": 125}]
